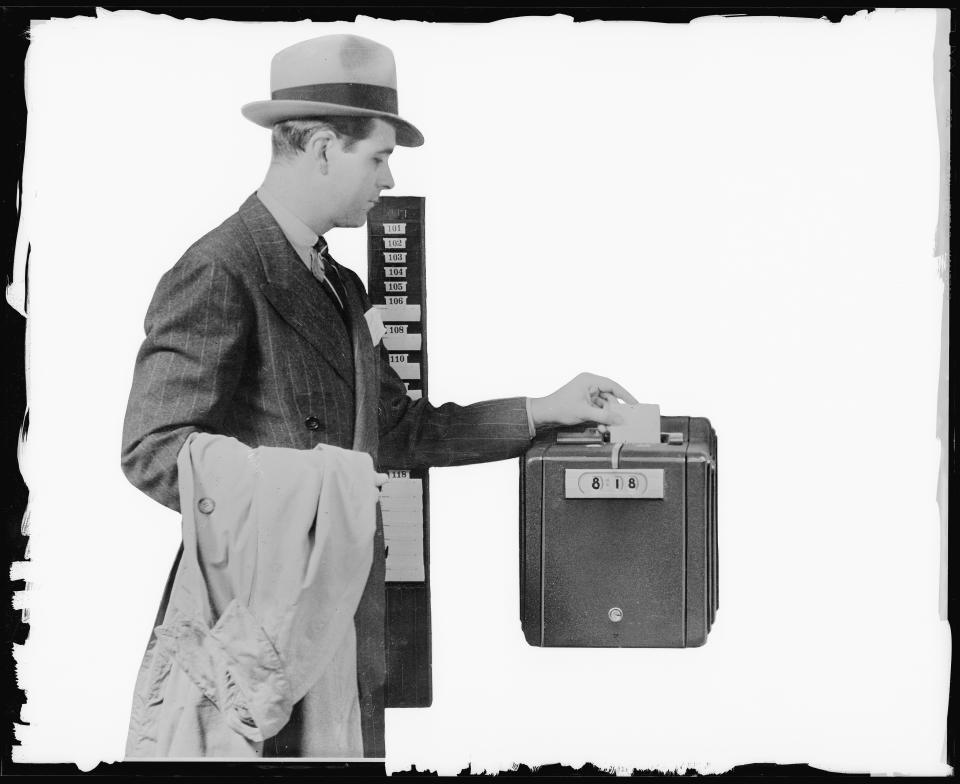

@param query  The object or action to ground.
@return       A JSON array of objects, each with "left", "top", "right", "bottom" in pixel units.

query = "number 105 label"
[{"left": 563, "top": 469, "right": 664, "bottom": 499}]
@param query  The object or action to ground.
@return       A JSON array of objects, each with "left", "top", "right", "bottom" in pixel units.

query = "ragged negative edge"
[
  {"left": 8, "top": 24, "right": 32, "bottom": 757},
  {"left": 932, "top": 9, "right": 949, "bottom": 625}
]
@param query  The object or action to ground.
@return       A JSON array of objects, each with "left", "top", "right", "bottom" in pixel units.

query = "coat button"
[
  {"left": 305, "top": 416, "right": 322, "bottom": 431},
  {"left": 197, "top": 497, "right": 216, "bottom": 514}
]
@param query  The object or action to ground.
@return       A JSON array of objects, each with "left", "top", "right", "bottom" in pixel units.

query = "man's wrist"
[
  {"left": 525, "top": 397, "right": 537, "bottom": 437},
  {"left": 527, "top": 396, "right": 552, "bottom": 432}
]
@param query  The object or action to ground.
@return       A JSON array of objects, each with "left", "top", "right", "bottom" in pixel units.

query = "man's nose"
[{"left": 379, "top": 165, "right": 395, "bottom": 190}]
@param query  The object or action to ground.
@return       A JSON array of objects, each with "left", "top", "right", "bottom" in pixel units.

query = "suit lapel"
[
  {"left": 239, "top": 194, "right": 355, "bottom": 388},
  {"left": 333, "top": 259, "right": 380, "bottom": 453}
]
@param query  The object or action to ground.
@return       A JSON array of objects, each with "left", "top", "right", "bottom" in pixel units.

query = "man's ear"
[{"left": 305, "top": 128, "right": 339, "bottom": 174}]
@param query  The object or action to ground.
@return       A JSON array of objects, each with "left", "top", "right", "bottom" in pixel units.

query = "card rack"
[{"left": 367, "top": 196, "right": 431, "bottom": 708}]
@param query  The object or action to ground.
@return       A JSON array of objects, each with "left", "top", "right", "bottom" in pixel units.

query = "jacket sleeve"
[
  {"left": 376, "top": 348, "right": 533, "bottom": 470},
  {"left": 338, "top": 268, "right": 533, "bottom": 470},
  {"left": 121, "top": 251, "right": 252, "bottom": 511}
]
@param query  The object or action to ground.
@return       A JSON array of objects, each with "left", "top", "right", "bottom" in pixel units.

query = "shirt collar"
[{"left": 256, "top": 187, "right": 319, "bottom": 252}]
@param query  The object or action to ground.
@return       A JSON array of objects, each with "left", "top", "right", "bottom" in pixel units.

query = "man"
[{"left": 121, "top": 34, "right": 636, "bottom": 758}]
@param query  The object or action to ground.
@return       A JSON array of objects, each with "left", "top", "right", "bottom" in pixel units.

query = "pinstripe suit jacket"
[{"left": 121, "top": 192, "right": 533, "bottom": 757}]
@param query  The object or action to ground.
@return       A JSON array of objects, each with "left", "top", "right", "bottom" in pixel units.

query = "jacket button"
[
  {"left": 305, "top": 416, "right": 322, "bottom": 431},
  {"left": 198, "top": 497, "right": 216, "bottom": 514}
]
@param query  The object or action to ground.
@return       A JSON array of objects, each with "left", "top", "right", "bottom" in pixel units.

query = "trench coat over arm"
[
  {"left": 121, "top": 193, "right": 534, "bottom": 757},
  {"left": 126, "top": 433, "right": 379, "bottom": 758}
]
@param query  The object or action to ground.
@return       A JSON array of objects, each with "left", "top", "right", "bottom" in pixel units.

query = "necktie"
[{"left": 310, "top": 237, "right": 349, "bottom": 319}]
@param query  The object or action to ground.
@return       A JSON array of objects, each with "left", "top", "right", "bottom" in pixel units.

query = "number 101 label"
[{"left": 563, "top": 469, "right": 664, "bottom": 499}]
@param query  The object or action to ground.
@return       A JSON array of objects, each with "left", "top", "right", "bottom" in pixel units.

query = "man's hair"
[{"left": 271, "top": 116, "right": 378, "bottom": 159}]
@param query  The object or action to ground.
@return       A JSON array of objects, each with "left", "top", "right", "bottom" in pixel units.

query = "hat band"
[{"left": 271, "top": 82, "right": 398, "bottom": 115}]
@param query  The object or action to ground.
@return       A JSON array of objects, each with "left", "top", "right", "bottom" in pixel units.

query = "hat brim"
[{"left": 241, "top": 99, "right": 424, "bottom": 147}]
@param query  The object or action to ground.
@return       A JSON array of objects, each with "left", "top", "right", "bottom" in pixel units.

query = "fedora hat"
[{"left": 242, "top": 34, "right": 424, "bottom": 147}]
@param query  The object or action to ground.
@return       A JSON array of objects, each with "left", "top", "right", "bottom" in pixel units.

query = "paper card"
[
  {"left": 363, "top": 307, "right": 386, "bottom": 346},
  {"left": 383, "top": 524, "right": 423, "bottom": 541},
  {"left": 391, "top": 362, "right": 421, "bottom": 380},
  {"left": 374, "top": 303, "right": 421, "bottom": 322},
  {"left": 383, "top": 539, "right": 423, "bottom": 557},
  {"left": 386, "top": 554, "right": 423, "bottom": 568},
  {"left": 382, "top": 333, "right": 422, "bottom": 351},
  {"left": 379, "top": 495, "right": 423, "bottom": 511},
  {"left": 605, "top": 402, "right": 661, "bottom": 445},
  {"left": 381, "top": 509, "right": 424, "bottom": 525},
  {"left": 385, "top": 566, "right": 425, "bottom": 583},
  {"left": 379, "top": 478, "right": 423, "bottom": 498}
]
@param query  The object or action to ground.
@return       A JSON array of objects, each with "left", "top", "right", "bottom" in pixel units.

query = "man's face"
[{"left": 324, "top": 118, "right": 396, "bottom": 228}]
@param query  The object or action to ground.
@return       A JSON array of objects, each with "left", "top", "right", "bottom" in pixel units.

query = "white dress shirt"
[{"left": 257, "top": 187, "right": 320, "bottom": 269}]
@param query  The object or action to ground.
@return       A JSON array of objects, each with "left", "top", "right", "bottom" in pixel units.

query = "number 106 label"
[{"left": 563, "top": 469, "right": 664, "bottom": 499}]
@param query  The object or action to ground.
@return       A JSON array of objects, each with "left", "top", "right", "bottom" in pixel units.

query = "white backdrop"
[{"left": 12, "top": 9, "right": 949, "bottom": 775}]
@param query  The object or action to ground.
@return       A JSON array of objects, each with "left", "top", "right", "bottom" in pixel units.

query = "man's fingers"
[
  {"left": 585, "top": 402, "right": 624, "bottom": 426},
  {"left": 593, "top": 376, "right": 638, "bottom": 405},
  {"left": 374, "top": 472, "right": 390, "bottom": 488}
]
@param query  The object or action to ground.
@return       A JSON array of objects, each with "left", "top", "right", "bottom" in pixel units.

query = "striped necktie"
[{"left": 310, "top": 237, "right": 348, "bottom": 318}]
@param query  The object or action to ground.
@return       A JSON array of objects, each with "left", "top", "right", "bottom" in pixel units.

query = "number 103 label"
[{"left": 563, "top": 469, "right": 664, "bottom": 499}]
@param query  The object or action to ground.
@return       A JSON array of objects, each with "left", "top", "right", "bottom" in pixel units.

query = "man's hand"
[{"left": 529, "top": 373, "right": 638, "bottom": 428}]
